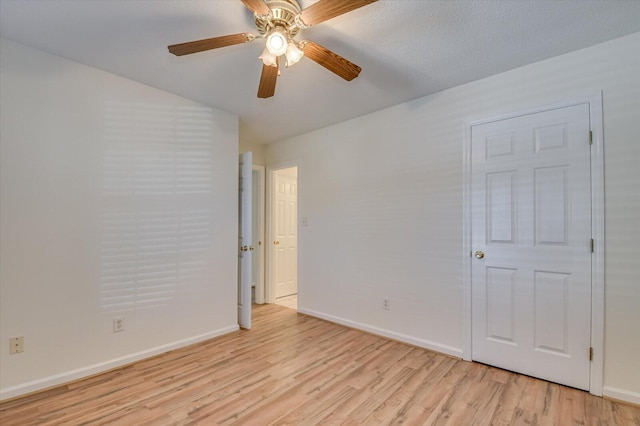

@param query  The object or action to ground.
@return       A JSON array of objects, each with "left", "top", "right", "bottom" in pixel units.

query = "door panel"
[
  {"left": 535, "top": 166, "right": 568, "bottom": 245},
  {"left": 486, "top": 267, "right": 517, "bottom": 345},
  {"left": 534, "top": 271, "right": 570, "bottom": 354},
  {"left": 487, "top": 171, "right": 516, "bottom": 244},
  {"left": 471, "top": 103, "right": 592, "bottom": 390}
]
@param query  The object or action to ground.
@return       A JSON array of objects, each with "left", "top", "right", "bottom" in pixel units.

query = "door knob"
[
  {"left": 249, "top": 246, "right": 254, "bottom": 251},
  {"left": 273, "top": 240, "right": 280, "bottom": 245},
  {"left": 240, "top": 245, "right": 248, "bottom": 252},
  {"left": 474, "top": 250, "right": 485, "bottom": 259}
]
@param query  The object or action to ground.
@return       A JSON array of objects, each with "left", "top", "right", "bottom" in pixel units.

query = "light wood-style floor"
[
  {"left": 274, "top": 294, "right": 298, "bottom": 310},
  {"left": 1, "top": 304, "right": 638, "bottom": 425}
]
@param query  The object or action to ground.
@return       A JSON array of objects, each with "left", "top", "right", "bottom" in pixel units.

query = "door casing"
[
  {"left": 462, "top": 93, "right": 604, "bottom": 395},
  {"left": 252, "top": 165, "right": 266, "bottom": 304}
]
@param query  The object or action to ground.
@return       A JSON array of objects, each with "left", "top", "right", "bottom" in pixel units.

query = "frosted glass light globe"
[{"left": 266, "top": 29, "right": 288, "bottom": 56}]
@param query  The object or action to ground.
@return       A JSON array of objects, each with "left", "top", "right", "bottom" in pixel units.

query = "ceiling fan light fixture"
[
  {"left": 266, "top": 27, "right": 288, "bottom": 56},
  {"left": 168, "top": 0, "right": 378, "bottom": 99},
  {"left": 285, "top": 42, "right": 304, "bottom": 67},
  {"left": 259, "top": 47, "right": 278, "bottom": 67}
]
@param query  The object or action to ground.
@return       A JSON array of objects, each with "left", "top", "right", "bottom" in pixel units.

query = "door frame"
[
  {"left": 462, "top": 93, "right": 604, "bottom": 396},
  {"left": 252, "top": 165, "right": 266, "bottom": 304},
  {"left": 265, "top": 161, "right": 299, "bottom": 304}
]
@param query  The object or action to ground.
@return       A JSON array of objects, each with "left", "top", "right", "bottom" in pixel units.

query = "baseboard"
[
  {"left": 298, "top": 308, "right": 463, "bottom": 358},
  {"left": 603, "top": 386, "right": 640, "bottom": 406},
  {"left": 0, "top": 325, "right": 239, "bottom": 402}
]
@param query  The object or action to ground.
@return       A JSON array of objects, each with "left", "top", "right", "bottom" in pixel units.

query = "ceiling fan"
[{"left": 168, "top": 0, "right": 378, "bottom": 98}]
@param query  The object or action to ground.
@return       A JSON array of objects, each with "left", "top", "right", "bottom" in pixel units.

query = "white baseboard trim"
[
  {"left": 298, "top": 308, "right": 463, "bottom": 359},
  {"left": 0, "top": 325, "right": 239, "bottom": 401},
  {"left": 603, "top": 386, "right": 640, "bottom": 405}
]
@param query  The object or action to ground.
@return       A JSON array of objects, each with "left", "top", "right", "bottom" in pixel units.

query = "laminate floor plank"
[{"left": 1, "top": 304, "right": 638, "bottom": 425}]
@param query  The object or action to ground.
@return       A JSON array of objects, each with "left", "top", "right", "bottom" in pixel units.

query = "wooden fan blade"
[
  {"left": 301, "top": 41, "right": 361, "bottom": 81},
  {"left": 240, "top": 0, "right": 271, "bottom": 16},
  {"left": 299, "top": 0, "right": 377, "bottom": 27},
  {"left": 258, "top": 59, "right": 279, "bottom": 98},
  {"left": 168, "top": 33, "right": 251, "bottom": 56}
]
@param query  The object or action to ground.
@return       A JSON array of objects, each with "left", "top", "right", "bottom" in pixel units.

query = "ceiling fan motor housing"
[{"left": 255, "top": 0, "right": 302, "bottom": 38}]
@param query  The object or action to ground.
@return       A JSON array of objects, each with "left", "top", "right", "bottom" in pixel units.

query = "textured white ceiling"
[{"left": 2, "top": 0, "right": 640, "bottom": 144}]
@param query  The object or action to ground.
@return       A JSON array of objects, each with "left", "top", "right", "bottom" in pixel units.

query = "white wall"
[
  {"left": 239, "top": 139, "right": 266, "bottom": 165},
  {"left": 266, "top": 32, "right": 640, "bottom": 402},
  {"left": 0, "top": 39, "right": 239, "bottom": 400}
]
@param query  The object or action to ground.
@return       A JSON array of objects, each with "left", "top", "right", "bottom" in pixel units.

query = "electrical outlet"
[
  {"left": 10, "top": 336, "right": 24, "bottom": 354},
  {"left": 113, "top": 317, "right": 125, "bottom": 333},
  {"left": 383, "top": 298, "right": 391, "bottom": 310}
]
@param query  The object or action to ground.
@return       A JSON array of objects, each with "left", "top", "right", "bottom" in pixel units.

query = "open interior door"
[{"left": 238, "top": 152, "right": 252, "bottom": 329}]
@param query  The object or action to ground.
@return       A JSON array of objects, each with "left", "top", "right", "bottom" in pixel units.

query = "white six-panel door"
[
  {"left": 471, "top": 103, "right": 592, "bottom": 390},
  {"left": 273, "top": 168, "right": 298, "bottom": 299}
]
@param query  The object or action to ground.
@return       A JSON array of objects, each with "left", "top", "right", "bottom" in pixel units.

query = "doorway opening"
[{"left": 267, "top": 165, "right": 298, "bottom": 310}]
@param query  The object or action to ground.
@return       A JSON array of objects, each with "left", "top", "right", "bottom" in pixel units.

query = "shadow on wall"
[{"left": 99, "top": 101, "right": 216, "bottom": 313}]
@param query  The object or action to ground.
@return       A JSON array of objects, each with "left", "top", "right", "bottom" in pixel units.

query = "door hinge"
[
  {"left": 591, "top": 238, "right": 594, "bottom": 253},
  {"left": 589, "top": 347, "right": 593, "bottom": 361},
  {"left": 589, "top": 130, "right": 593, "bottom": 145}
]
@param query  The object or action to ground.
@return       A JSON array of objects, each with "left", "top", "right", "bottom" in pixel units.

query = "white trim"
[
  {"left": 0, "top": 325, "right": 239, "bottom": 401},
  {"left": 603, "top": 386, "right": 640, "bottom": 406},
  {"left": 587, "top": 92, "right": 605, "bottom": 397},
  {"left": 265, "top": 161, "right": 299, "bottom": 304},
  {"left": 462, "top": 94, "right": 605, "bottom": 395},
  {"left": 252, "top": 164, "right": 266, "bottom": 304},
  {"left": 462, "top": 121, "right": 473, "bottom": 362},
  {"left": 300, "top": 308, "right": 463, "bottom": 358}
]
